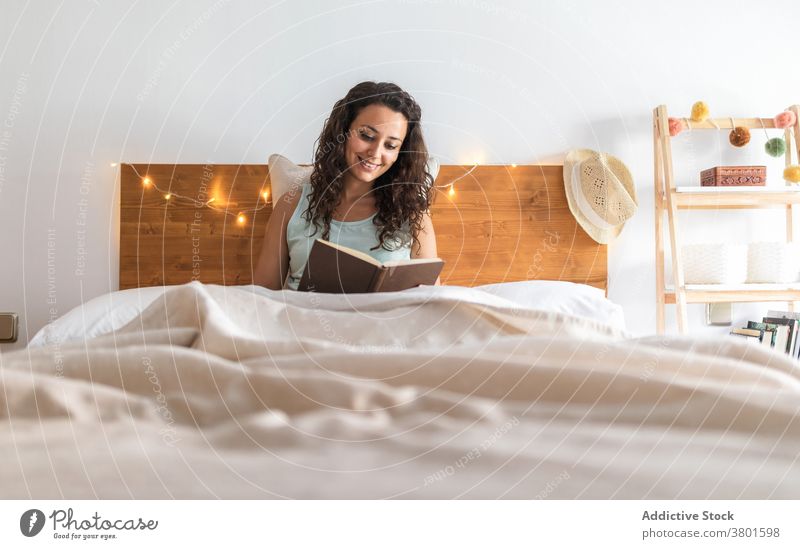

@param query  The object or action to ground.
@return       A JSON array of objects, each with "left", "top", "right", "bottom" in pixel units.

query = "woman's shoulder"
[{"left": 273, "top": 183, "right": 307, "bottom": 218}]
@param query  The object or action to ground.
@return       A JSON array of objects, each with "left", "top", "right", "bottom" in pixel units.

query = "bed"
[{"left": 2, "top": 161, "right": 799, "bottom": 499}]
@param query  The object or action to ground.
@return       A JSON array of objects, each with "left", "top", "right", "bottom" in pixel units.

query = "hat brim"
[{"left": 563, "top": 149, "right": 631, "bottom": 245}]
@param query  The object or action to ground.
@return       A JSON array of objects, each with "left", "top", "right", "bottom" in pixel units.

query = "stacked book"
[{"left": 730, "top": 310, "right": 800, "bottom": 358}]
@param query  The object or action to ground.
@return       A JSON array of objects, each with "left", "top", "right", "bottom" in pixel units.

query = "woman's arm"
[
  {"left": 410, "top": 211, "right": 442, "bottom": 285},
  {"left": 252, "top": 191, "right": 299, "bottom": 290}
]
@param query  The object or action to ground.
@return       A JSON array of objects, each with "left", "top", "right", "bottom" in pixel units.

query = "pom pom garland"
[
  {"left": 690, "top": 101, "right": 710, "bottom": 122},
  {"left": 765, "top": 137, "right": 787, "bottom": 157},
  {"left": 729, "top": 126, "right": 750, "bottom": 147},
  {"left": 676, "top": 104, "right": 795, "bottom": 159},
  {"left": 774, "top": 110, "right": 797, "bottom": 129},
  {"left": 668, "top": 117, "right": 685, "bottom": 137},
  {"left": 785, "top": 165, "right": 800, "bottom": 184}
]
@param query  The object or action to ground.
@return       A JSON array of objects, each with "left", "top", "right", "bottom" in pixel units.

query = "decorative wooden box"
[{"left": 700, "top": 166, "right": 766, "bottom": 187}]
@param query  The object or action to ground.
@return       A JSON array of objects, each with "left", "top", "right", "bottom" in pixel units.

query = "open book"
[{"left": 297, "top": 239, "right": 444, "bottom": 293}]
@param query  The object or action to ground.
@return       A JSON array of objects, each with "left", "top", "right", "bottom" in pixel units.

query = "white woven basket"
[
  {"left": 682, "top": 243, "right": 747, "bottom": 284},
  {"left": 747, "top": 242, "right": 800, "bottom": 283}
]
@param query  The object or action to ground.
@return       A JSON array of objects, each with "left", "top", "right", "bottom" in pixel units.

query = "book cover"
[
  {"left": 761, "top": 329, "right": 776, "bottom": 348},
  {"left": 729, "top": 328, "right": 762, "bottom": 345},
  {"left": 763, "top": 316, "right": 797, "bottom": 355},
  {"left": 297, "top": 239, "right": 445, "bottom": 294},
  {"left": 767, "top": 310, "right": 800, "bottom": 358},
  {"left": 747, "top": 321, "right": 780, "bottom": 347},
  {"left": 730, "top": 328, "right": 762, "bottom": 338}
]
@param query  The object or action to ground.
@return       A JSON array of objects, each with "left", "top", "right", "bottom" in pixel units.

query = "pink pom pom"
[
  {"left": 668, "top": 117, "right": 685, "bottom": 137},
  {"left": 774, "top": 110, "right": 797, "bottom": 129}
]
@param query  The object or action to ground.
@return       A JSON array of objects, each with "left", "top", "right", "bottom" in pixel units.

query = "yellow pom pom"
[
  {"left": 690, "top": 101, "right": 710, "bottom": 122},
  {"left": 784, "top": 165, "right": 800, "bottom": 184}
]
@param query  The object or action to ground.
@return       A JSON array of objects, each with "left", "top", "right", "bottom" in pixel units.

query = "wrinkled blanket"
[{"left": 1, "top": 282, "right": 799, "bottom": 499}]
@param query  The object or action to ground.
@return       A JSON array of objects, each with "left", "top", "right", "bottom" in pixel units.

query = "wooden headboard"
[{"left": 119, "top": 164, "right": 607, "bottom": 291}]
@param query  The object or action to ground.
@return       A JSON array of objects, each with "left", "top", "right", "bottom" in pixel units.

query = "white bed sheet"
[
  {"left": 3, "top": 281, "right": 798, "bottom": 498},
  {"left": 27, "top": 280, "right": 627, "bottom": 348}
]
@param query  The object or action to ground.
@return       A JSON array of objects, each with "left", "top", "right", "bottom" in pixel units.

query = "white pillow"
[
  {"left": 27, "top": 286, "right": 172, "bottom": 348},
  {"left": 268, "top": 154, "right": 312, "bottom": 202},
  {"left": 475, "top": 280, "right": 626, "bottom": 331},
  {"left": 426, "top": 156, "right": 440, "bottom": 185},
  {"left": 268, "top": 153, "right": 441, "bottom": 200}
]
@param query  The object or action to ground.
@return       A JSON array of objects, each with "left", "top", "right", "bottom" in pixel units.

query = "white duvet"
[{"left": 1, "top": 282, "right": 799, "bottom": 498}]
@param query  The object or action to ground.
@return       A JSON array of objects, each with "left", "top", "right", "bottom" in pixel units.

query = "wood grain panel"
[
  {"left": 120, "top": 163, "right": 607, "bottom": 291},
  {"left": 431, "top": 165, "right": 606, "bottom": 289},
  {"left": 119, "top": 164, "right": 270, "bottom": 290}
]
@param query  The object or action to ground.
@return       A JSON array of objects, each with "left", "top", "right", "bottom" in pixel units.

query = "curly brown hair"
[{"left": 303, "top": 81, "right": 435, "bottom": 252}]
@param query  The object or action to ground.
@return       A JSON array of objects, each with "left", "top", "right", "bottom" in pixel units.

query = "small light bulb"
[
  {"left": 237, "top": 213, "right": 246, "bottom": 225},
  {"left": 511, "top": 163, "right": 517, "bottom": 168},
  {"left": 261, "top": 190, "right": 270, "bottom": 201},
  {"left": 448, "top": 185, "right": 456, "bottom": 197},
  {"left": 110, "top": 162, "right": 118, "bottom": 167},
  {"left": 142, "top": 177, "right": 152, "bottom": 186},
  {"left": 164, "top": 193, "right": 171, "bottom": 200}
]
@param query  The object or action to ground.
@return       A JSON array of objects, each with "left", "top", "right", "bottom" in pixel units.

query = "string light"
[
  {"left": 434, "top": 161, "right": 479, "bottom": 197},
  {"left": 128, "top": 160, "right": 483, "bottom": 219},
  {"left": 127, "top": 164, "right": 269, "bottom": 226}
]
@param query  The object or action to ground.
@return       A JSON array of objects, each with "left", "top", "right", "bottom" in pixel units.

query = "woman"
[{"left": 253, "top": 81, "right": 441, "bottom": 290}]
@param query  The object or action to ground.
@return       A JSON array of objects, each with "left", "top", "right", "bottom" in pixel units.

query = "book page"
[{"left": 382, "top": 258, "right": 442, "bottom": 267}]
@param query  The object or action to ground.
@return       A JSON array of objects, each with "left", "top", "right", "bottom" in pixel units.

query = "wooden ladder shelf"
[{"left": 654, "top": 104, "right": 800, "bottom": 334}]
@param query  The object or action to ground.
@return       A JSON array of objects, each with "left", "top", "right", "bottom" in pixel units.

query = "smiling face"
[{"left": 343, "top": 103, "right": 408, "bottom": 186}]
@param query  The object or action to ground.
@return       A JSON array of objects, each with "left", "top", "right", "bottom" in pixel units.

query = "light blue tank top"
[{"left": 285, "top": 183, "right": 412, "bottom": 290}]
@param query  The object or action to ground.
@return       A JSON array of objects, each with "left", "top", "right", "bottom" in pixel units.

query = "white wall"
[{"left": 1, "top": 0, "right": 799, "bottom": 351}]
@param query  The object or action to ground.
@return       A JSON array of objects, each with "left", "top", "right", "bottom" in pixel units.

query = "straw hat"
[{"left": 563, "top": 149, "right": 637, "bottom": 244}]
